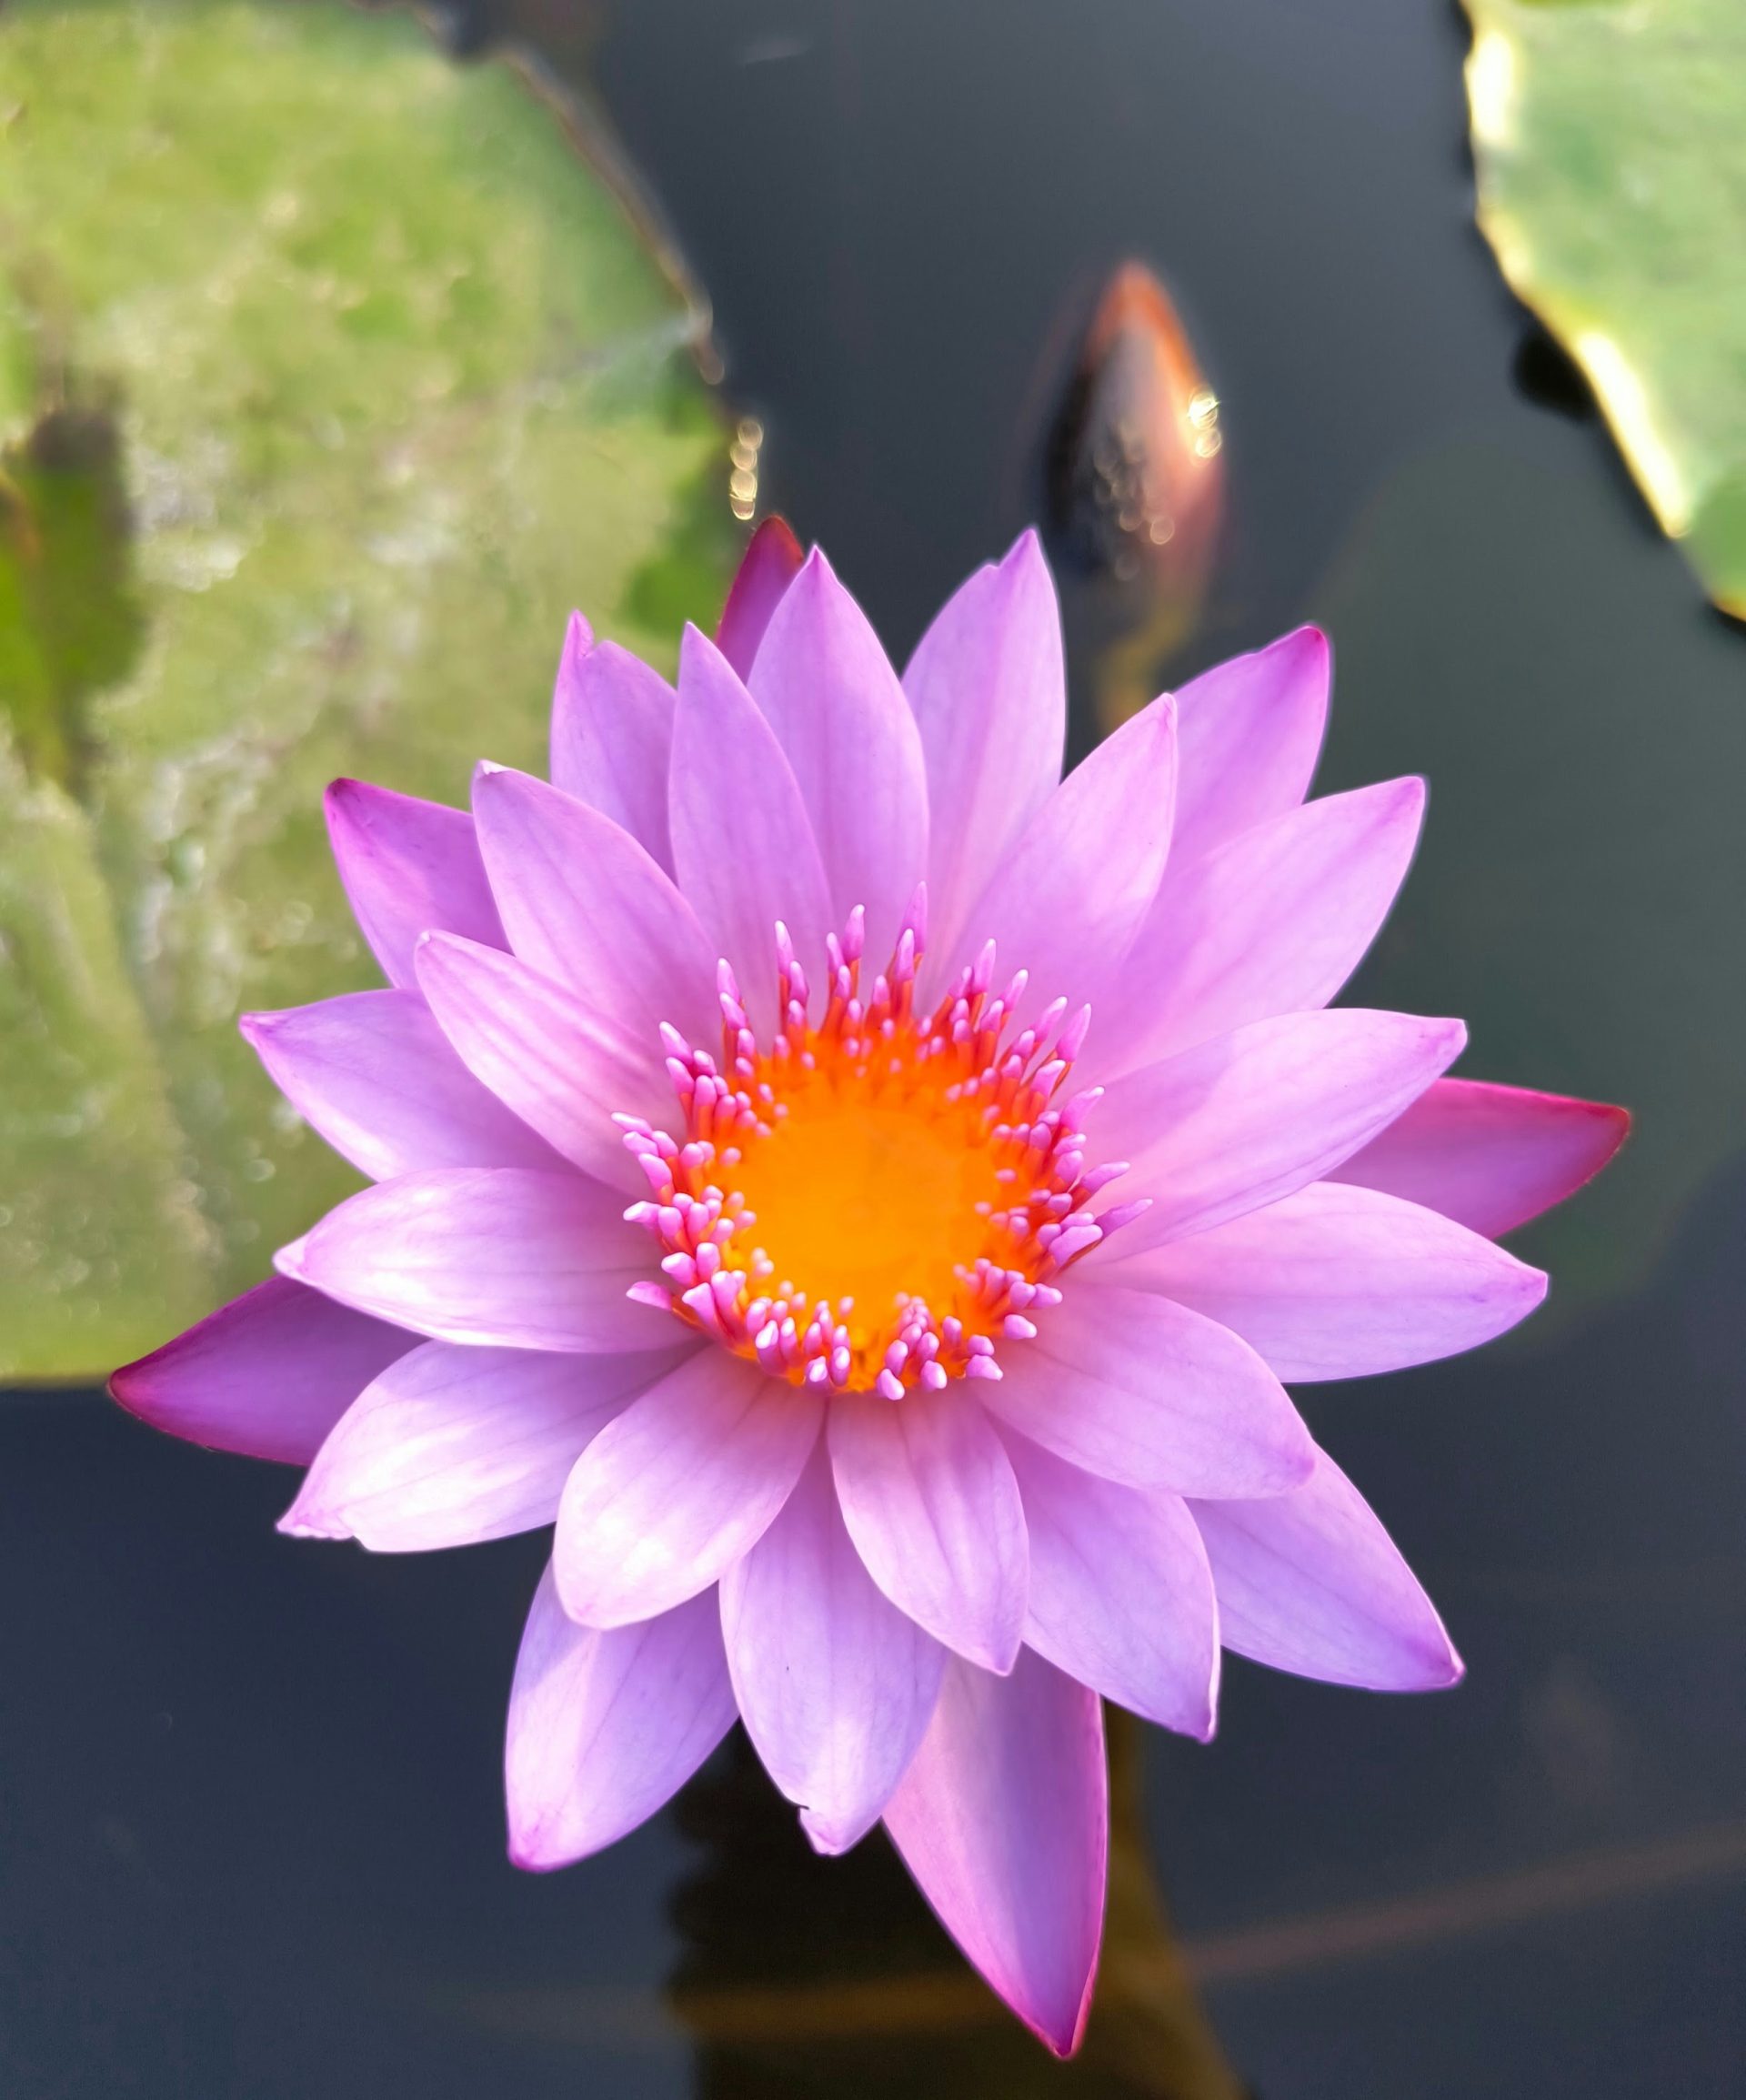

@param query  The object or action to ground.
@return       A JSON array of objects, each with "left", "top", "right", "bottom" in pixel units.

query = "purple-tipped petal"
[
  {"left": 828, "top": 1388, "right": 1028, "bottom": 1674},
  {"left": 939, "top": 693, "right": 1176, "bottom": 1011},
  {"left": 280, "top": 1340, "right": 695, "bottom": 1550},
  {"left": 276, "top": 1168, "right": 666, "bottom": 1354},
  {"left": 506, "top": 1568, "right": 736, "bottom": 1870},
  {"left": 884, "top": 1649, "right": 1106, "bottom": 2059},
  {"left": 1097, "top": 1008, "right": 1467, "bottom": 1255},
  {"left": 902, "top": 531, "right": 1066, "bottom": 969},
  {"left": 1190, "top": 1450, "right": 1462, "bottom": 1691},
  {"left": 748, "top": 548, "right": 928, "bottom": 958},
  {"left": 325, "top": 779, "right": 505, "bottom": 990},
  {"left": 716, "top": 515, "right": 804, "bottom": 680},
  {"left": 471, "top": 766, "right": 719, "bottom": 1049},
  {"left": 109, "top": 1278, "right": 415, "bottom": 1466},
  {"left": 555, "top": 1353, "right": 820, "bottom": 1628},
  {"left": 669, "top": 626, "right": 835, "bottom": 1025},
  {"left": 415, "top": 932, "right": 663, "bottom": 1192},
  {"left": 720, "top": 1441, "right": 945, "bottom": 1854},
  {"left": 984, "top": 1282, "right": 1314, "bottom": 1500},
  {"left": 1107, "top": 1181, "right": 1548, "bottom": 1382},
  {"left": 1329, "top": 1077, "right": 1631, "bottom": 1238},
  {"left": 1096, "top": 778, "right": 1426, "bottom": 1076},
  {"left": 1000, "top": 1428, "right": 1219, "bottom": 1739},
  {"left": 241, "top": 990, "right": 562, "bottom": 1182},
  {"left": 1167, "top": 626, "right": 1329, "bottom": 871},
  {"left": 547, "top": 613, "right": 678, "bottom": 874}
]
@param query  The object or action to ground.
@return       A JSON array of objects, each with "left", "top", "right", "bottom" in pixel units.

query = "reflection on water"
[
  {"left": 0, "top": 377, "right": 143, "bottom": 797},
  {"left": 669, "top": 1713, "right": 1242, "bottom": 2097},
  {"left": 1046, "top": 263, "right": 1225, "bottom": 733}
]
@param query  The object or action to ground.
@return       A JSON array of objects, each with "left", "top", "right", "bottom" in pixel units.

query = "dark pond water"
[{"left": 5, "top": 1, "right": 1746, "bottom": 2094}]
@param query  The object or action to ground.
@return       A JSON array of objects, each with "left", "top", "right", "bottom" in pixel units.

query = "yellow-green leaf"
[
  {"left": 0, "top": 0, "right": 738, "bottom": 1380},
  {"left": 1463, "top": 0, "right": 1746, "bottom": 618}
]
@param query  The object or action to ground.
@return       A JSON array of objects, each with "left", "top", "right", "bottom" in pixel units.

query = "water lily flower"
[{"left": 111, "top": 520, "right": 1627, "bottom": 2055}]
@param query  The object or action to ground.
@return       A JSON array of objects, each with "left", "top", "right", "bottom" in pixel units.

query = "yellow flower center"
[{"left": 622, "top": 907, "right": 1122, "bottom": 1396}]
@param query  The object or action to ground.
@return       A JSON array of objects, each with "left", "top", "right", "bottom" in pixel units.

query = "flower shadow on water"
[{"left": 666, "top": 1712, "right": 1246, "bottom": 2098}]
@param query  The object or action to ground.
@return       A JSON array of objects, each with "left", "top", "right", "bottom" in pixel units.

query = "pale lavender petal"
[
  {"left": 276, "top": 1169, "right": 667, "bottom": 1354},
  {"left": 828, "top": 1388, "right": 1027, "bottom": 1674},
  {"left": 1190, "top": 1450, "right": 1462, "bottom": 1691},
  {"left": 902, "top": 531, "right": 1066, "bottom": 968},
  {"left": 506, "top": 1568, "right": 735, "bottom": 1870},
  {"left": 470, "top": 765, "right": 719, "bottom": 1048},
  {"left": 748, "top": 548, "right": 928, "bottom": 958},
  {"left": 715, "top": 515, "right": 804, "bottom": 680},
  {"left": 109, "top": 1278, "right": 414, "bottom": 1466},
  {"left": 555, "top": 1352, "right": 821, "bottom": 1628},
  {"left": 1168, "top": 626, "right": 1329, "bottom": 871},
  {"left": 668, "top": 626, "right": 834, "bottom": 1025},
  {"left": 1000, "top": 1428, "right": 1219, "bottom": 1738},
  {"left": 325, "top": 779, "right": 505, "bottom": 990},
  {"left": 1106, "top": 1181, "right": 1548, "bottom": 1382},
  {"left": 1095, "top": 778, "right": 1426, "bottom": 1076},
  {"left": 280, "top": 1339, "right": 695, "bottom": 1551},
  {"left": 1096, "top": 1009, "right": 1467, "bottom": 1255},
  {"left": 983, "top": 1283, "right": 1313, "bottom": 1499},
  {"left": 1330, "top": 1077, "right": 1631, "bottom": 1237},
  {"left": 415, "top": 931, "right": 663, "bottom": 1192},
  {"left": 547, "top": 612, "right": 678, "bottom": 873},
  {"left": 884, "top": 1649, "right": 1106, "bottom": 2059},
  {"left": 720, "top": 1441, "right": 945, "bottom": 1854},
  {"left": 241, "top": 989, "right": 562, "bottom": 1182},
  {"left": 936, "top": 694, "right": 1176, "bottom": 1010}
]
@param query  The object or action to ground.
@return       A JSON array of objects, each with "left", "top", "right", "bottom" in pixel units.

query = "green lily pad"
[
  {"left": 0, "top": 0, "right": 738, "bottom": 1381},
  {"left": 1462, "top": 0, "right": 1746, "bottom": 618}
]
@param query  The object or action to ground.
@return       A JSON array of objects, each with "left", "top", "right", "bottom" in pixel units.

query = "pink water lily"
[{"left": 112, "top": 521, "right": 1627, "bottom": 2055}]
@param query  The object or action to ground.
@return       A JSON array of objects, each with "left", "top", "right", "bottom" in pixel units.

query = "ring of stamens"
[{"left": 619, "top": 895, "right": 1146, "bottom": 1398}]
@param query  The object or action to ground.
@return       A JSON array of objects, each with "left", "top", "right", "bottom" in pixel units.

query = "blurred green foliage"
[
  {"left": 1463, "top": 0, "right": 1746, "bottom": 618},
  {"left": 0, "top": 0, "right": 738, "bottom": 1380}
]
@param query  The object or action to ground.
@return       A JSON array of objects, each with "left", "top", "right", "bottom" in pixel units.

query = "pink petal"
[
  {"left": 506, "top": 1568, "right": 736, "bottom": 1870},
  {"left": 1190, "top": 1450, "right": 1462, "bottom": 1691},
  {"left": 1168, "top": 626, "right": 1328, "bottom": 871},
  {"left": 470, "top": 765, "right": 718, "bottom": 1049},
  {"left": 715, "top": 515, "right": 804, "bottom": 680},
  {"left": 325, "top": 779, "right": 506, "bottom": 990},
  {"left": 747, "top": 548, "right": 928, "bottom": 958},
  {"left": 415, "top": 931, "right": 663, "bottom": 1192},
  {"left": 937, "top": 693, "right": 1176, "bottom": 1011},
  {"left": 108, "top": 1278, "right": 415, "bottom": 1466},
  {"left": 276, "top": 1168, "right": 667, "bottom": 1354},
  {"left": 1095, "top": 778, "right": 1426, "bottom": 1076},
  {"left": 719, "top": 1441, "right": 945, "bottom": 1854},
  {"left": 985, "top": 1282, "right": 1314, "bottom": 1498},
  {"left": 1096, "top": 1008, "right": 1467, "bottom": 1255},
  {"left": 1329, "top": 1076, "right": 1631, "bottom": 1238},
  {"left": 1000, "top": 1428, "right": 1219, "bottom": 1739},
  {"left": 1108, "top": 1181, "right": 1547, "bottom": 1382},
  {"left": 555, "top": 1352, "right": 821, "bottom": 1628},
  {"left": 668, "top": 626, "right": 835, "bottom": 1026},
  {"left": 901, "top": 531, "right": 1066, "bottom": 969},
  {"left": 280, "top": 1339, "right": 695, "bottom": 1551},
  {"left": 828, "top": 1388, "right": 1028, "bottom": 1674},
  {"left": 547, "top": 613, "right": 678, "bottom": 874},
  {"left": 241, "top": 989, "right": 562, "bottom": 1182},
  {"left": 883, "top": 1648, "right": 1106, "bottom": 2058}
]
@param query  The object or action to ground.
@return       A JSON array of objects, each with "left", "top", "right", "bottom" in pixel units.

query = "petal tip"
[
  {"left": 273, "top": 1235, "right": 313, "bottom": 1284},
  {"left": 1279, "top": 621, "right": 1330, "bottom": 668},
  {"left": 105, "top": 1353, "right": 152, "bottom": 1412},
  {"left": 798, "top": 1805, "right": 871, "bottom": 1857},
  {"left": 505, "top": 1824, "right": 568, "bottom": 1876}
]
